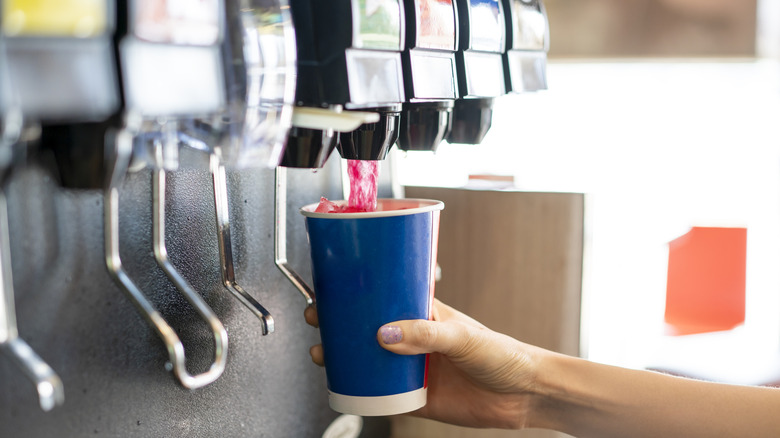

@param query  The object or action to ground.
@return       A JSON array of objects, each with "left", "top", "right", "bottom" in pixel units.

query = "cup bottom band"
[{"left": 328, "top": 387, "right": 427, "bottom": 416}]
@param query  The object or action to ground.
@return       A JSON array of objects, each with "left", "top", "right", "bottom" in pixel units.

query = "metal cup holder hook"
[
  {"left": 0, "top": 112, "right": 65, "bottom": 411},
  {"left": 274, "top": 166, "right": 315, "bottom": 307},
  {"left": 104, "top": 118, "right": 227, "bottom": 389},
  {"left": 210, "top": 153, "right": 274, "bottom": 334}
]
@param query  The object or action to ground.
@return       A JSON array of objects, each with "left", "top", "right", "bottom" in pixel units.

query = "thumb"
[{"left": 377, "top": 319, "right": 471, "bottom": 357}]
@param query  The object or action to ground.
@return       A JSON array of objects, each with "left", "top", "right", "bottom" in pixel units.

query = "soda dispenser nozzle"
[
  {"left": 281, "top": 106, "right": 381, "bottom": 167},
  {"left": 446, "top": 97, "right": 495, "bottom": 145},
  {"left": 281, "top": 127, "right": 339, "bottom": 168},
  {"left": 337, "top": 105, "right": 402, "bottom": 161},
  {"left": 397, "top": 101, "right": 454, "bottom": 153}
]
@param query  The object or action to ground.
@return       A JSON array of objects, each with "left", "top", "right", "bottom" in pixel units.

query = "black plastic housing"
[
  {"left": 397, "top": 101, "right": 453, "bottom": 152},
  {"left": 289, "top": 0, "right": 406, "bottom": 108},
  {"left": 281, "top": 127, "right": 338, "bottom": 168},
  {"left": 337, "top": 106, "right": 402, "bottom": 161},
  {"left": 445, "top": 97, "right": 494, "bottom": 145}
]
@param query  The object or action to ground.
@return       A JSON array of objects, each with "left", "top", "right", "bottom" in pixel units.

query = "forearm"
[{"left": 528, "top": 351, "right": 780, "bottom": 438}]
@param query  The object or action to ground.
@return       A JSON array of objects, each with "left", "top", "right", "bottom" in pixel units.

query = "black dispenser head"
[
  {"left": 397, "top": 101, "right": 453, "bottom": 152},
  {"left": 446, "top": 97, "right": 494, "bottom": 145},
  {"left": 289, "top": 0, "right": 406, "bottom": 108},
  {"left": 284, "top": 0, "right": 407, "bottom": 166},
  {"left": 395, "top": 0, "right": 459, "bottom": 152},
  {"left": 337, "top": 106, "right": 401, "bottom": 161},
  {"left": 281, "top": 127, "right": 338, "bottom": 168},
  {"left": 446, "top": 0, "right": 508, "bottom": 145}
]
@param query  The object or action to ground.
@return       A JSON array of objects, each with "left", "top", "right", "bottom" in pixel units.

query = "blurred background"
[
  {"left": 397, "top": 0, "right": 780, "bottom": 381},
  {"left": 546, "top": 0, "right": 759, "bottom": 57}
]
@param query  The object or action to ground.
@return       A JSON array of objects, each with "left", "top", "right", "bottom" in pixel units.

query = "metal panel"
[{"left": 0, "top": 150, "right": 394, "bottom": 437}]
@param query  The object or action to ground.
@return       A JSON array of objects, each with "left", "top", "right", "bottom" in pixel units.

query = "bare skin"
[{"left": 306, "top": 299, "right": 780, "bottom": 437}]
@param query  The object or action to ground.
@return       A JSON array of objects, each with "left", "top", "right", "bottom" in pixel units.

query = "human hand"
[
  {"left": 308, "top": 300, "right": 780, "bottom": 437},
  {"left": 304, "top": 299, "right": 541, "bottom": 429}
]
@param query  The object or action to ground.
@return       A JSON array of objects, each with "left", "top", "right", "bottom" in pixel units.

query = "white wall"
[{"left": 396, "top": 59, "right": 780, "bottom": 372}]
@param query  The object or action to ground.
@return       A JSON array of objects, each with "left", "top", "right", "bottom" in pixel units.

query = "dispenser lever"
[
  {"left": 104, "top": 125, "right": 227, "bottom": 390},
  {"left": 274, "top": 167, "right": 315, "bottom": 307},
  {"left": 0, "top": 165, "right": 64, "bottom": 411},
  {"left": 210, "top": 154, "right": 274, "bottom": 334}
]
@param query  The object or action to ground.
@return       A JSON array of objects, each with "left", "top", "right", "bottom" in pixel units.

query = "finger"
[
  {"left": 304, "top": 305, "right": 319, "bottom": 328},
  {"left": 377, "top": 319, "right": 473, "bottom": 358},
  {"left": 309, "top": 344, "right": 324, "bottom": 366}
]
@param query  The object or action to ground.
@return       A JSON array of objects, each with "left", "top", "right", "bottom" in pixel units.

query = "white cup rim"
[{"left": 300, "top": 198, "right": 444, "bottom": 219}]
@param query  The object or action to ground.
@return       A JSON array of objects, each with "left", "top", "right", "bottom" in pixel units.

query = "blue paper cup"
[{"left": 300, "top": 198, "right": 444, "bottom": 416}]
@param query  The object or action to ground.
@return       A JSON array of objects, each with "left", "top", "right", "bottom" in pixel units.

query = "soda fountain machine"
[{"left": 0, "top": 0, "right": 548, "bottom": 436}]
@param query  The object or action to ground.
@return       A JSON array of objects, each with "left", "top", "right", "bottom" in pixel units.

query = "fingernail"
[{"left": 380, "top": 325, "right": 403, "bottom": 344}]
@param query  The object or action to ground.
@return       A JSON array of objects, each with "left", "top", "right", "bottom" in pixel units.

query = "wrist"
[{"left": 525, "top": 350, "right": 594, "bottom": 433}]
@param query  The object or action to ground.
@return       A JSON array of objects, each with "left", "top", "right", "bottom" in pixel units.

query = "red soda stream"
[{"left": 315, "top": 160, "right": 379, "bottom": 213}]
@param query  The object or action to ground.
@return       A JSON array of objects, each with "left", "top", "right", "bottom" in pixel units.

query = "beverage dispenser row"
[
  {"left": 0, "top": 0, "right": 548, "bottom": 410},
  {"left": 282, "top": 0, "right": 549, "bottom": 166}
]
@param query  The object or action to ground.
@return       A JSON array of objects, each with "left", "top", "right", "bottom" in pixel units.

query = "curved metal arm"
[
  {"left": 0, "top": 184, "right": 64, "bottom": 411},
  {"left": 273, "top": 167, "right": 314, "bottom": 306},
  {"left": 209, "top": 154, "right": 273, "bottom": 334},
  {"left": 104, "top": 126, "right": 227, "bottom": 390}
]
